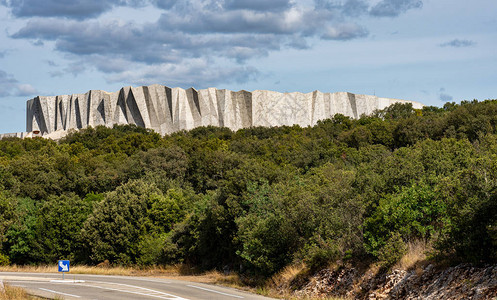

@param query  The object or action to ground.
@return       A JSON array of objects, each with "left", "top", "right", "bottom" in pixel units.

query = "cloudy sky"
[{"left": 0, "top": 0, "right": 495, "bottom": 133}]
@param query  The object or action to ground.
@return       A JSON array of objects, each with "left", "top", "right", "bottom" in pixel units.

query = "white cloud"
[
  {"left": 0, "top": 69, "right": 38, "bottom": 97},
  {"left": 15, "top": 83, "right": 38, "bottom": 96},
  {"left": 104, "top": 58, "right": 259, "bottom": 88},
  {"left": 1, "top": 0, "right": 428, "bottom": 93},
  {"left": 322, "top": 23, "right": 369, "bottom": 40}
]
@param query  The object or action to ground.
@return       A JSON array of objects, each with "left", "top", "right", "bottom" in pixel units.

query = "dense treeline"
[{"left": 1, "top": 99, "right": 497, "bottom": 276}]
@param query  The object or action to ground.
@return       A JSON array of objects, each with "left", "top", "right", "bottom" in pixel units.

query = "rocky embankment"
[{"left": 280, "top": 264, "right": 497, "bottom": 299}]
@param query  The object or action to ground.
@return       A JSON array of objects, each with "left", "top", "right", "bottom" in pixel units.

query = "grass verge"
[{"left": 0, "top": 283, "right": 42, "bottom": 300}]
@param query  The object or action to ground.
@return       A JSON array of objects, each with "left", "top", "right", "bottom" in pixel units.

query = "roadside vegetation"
[
  {"left": 0, "top": 283, "right": 39, "bottom": 300},
  {"left": 1, "top": 99, "right": 497, "bottom": 289}
]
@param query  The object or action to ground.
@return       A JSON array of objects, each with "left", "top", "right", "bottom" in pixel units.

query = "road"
[{"left": 0, "top": 272, "right": 275, "bottom": 300}]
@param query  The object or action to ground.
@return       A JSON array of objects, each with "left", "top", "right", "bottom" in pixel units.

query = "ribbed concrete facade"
[
  {"left": 22, "top": 84, "right": 423, "bottom": 138},
  {"left": 0, "top": 132, "right": 40, "bottom": 139}
]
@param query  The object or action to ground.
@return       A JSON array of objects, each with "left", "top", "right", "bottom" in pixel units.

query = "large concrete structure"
[
  {"left": 2, "top": 84, "right": 424, "bottom": 139},
  {"left": 0, "top": 131, "right": 41, "bottom": 139}
]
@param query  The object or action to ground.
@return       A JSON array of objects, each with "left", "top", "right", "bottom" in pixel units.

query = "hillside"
[{"left": 1, "top": 100, "right": 497, "bottom": 297}]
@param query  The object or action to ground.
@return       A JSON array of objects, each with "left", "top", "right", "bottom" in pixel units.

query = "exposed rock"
[
  {"left": 294, "top": 267, "right": 359, "bottom": 298},
  {"left": 290, "top": 264, "right": 497, "bottom": 299}
]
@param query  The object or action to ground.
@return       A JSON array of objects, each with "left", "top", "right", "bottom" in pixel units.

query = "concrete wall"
[
  {"left": 0, "top": 131, "right": 41, "bottom": 139},
  {"left": 23, "top": 84, "right": 424, "bottom": 138}
]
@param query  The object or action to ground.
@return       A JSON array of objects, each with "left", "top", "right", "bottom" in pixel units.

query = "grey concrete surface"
[
  {"left": 22, "top": 85, "right": 423, "bottom": 139},
  {"left": 0, "top": 272, "right": 274, "bottom": 300}
]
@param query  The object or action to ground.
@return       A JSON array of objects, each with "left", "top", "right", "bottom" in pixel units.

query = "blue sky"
[{"left": 0, "top": 0, "right": 496, "bottom": 133}]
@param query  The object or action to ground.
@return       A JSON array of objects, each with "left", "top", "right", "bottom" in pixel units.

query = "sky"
[{"left": 0, "top": 0, "right": 496, "bottom": 133}]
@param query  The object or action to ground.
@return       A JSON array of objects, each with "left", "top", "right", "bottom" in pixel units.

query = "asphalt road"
[{"left": 0, "top": 272, "right": 275, "bottom": 300}]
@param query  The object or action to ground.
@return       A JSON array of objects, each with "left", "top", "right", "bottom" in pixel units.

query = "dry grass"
[
  {"left": 0, "top": 283, "right": 39, "bottom": 300},
  {"left": 267, "top": 263, "right": 306, "bottom": 291},
  {"left": 0, "top": 264, "right": 181, "bottom": 276},
  {"left": 393, "top": 239, "right": 431, "bottom": 271},
  {"left": 261, "top": 264, "right": 351, "bottom": 300},
  {"left": 192, "top": 270, "right": 242, "bottom": 286}
]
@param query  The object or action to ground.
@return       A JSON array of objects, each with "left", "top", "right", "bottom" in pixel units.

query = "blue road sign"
[{"left": 58, "top": 260, "right": 70, "bottom": 272}]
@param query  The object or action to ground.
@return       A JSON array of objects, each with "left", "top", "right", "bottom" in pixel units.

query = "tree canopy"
[{"left": 1, "top": 101, "right": 497, "bottom": 275}]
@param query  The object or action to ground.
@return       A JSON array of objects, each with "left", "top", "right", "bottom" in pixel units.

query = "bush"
[
  {"left": 302, "top": 239, "right": 339, "bottom": 271},
  {"left": 363, "top": 183, "right": 442, "bottom": 257},
  {"left": 0, "top": 253, "right": 10, "bottom": 266},
  {"left": 136, "top": 234, "right": 167, "bottom": 266},
  {"left": 377, "top": 233, "right": 407, "bottom": 269}
]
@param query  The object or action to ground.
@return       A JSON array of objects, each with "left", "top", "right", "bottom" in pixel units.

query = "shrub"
[
  {"left": 378, "top": 233, "right": 407, "bottom": 269},
  {"left": 0, "top": 253, "right": 10, "bottom": 266},
  {"left": 302, "top": 239, "right": 339, "bottom": 271}
]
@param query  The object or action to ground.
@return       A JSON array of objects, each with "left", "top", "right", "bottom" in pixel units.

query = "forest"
[{"left": 1, "top": 99, "right": 497, "bottom": 278}]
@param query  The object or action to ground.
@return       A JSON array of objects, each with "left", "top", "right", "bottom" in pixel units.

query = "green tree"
[
  {"left": 36, "top": 193, "right": 95, "bottom": 263},
  {"left": 5, "top": 197, "right": 40, "bottom": 264},
  {"left": 363, "top": 183, "right": 443, "bottom": 257},
  {"left": 82, "top": 180, "right": 164, "bottom": 264},
  {"left": 235, "top": 181, "right": 298, "bottom": 275},
  {"left": 0, "top": 190, "right": 17, "bottom": 262}
]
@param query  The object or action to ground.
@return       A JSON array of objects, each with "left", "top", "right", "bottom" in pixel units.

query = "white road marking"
[
  {"left": 6, "top": 278, "right": 186, "bottom": 300},
  {"left": 39, "top": 287, "right": 81, "bottom": 298},
  {"left": 77, "top": 283, "right": 185, "bottom": 299},
  {"left": 186, "top": 285, "right": 244, "bottom": 298},
  {"left": 50, "top": 279, "right": 86, "bottom": 283},
  {"left": 2, "top": 273, "right": 261, "bottom": 299},
  {"left": 78, "top": 280, "right": 189, "bottom": 300}
]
